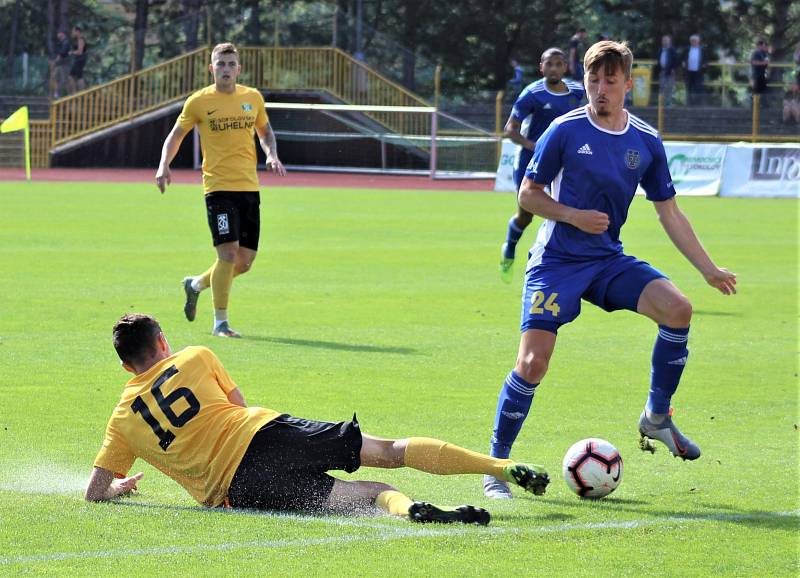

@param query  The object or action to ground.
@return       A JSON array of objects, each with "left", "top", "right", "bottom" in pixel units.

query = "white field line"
[{"left": 1, "top": 510, "right": 797, "bottom": 566}]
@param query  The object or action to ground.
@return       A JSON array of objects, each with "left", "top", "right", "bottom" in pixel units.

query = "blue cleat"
[{"left": 639, "top": 408, "right": 701, "bottom": 461}]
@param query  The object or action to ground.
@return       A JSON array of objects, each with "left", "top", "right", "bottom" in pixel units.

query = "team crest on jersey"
[
  {"left": 217, "top": 213, "right": 230, "bottom": 235},
  {"left": 625, "top": 149, "right": 641, "bottom": 169},
  {"left": 241, "top": 103, "right": 252, "bottom": 111}
]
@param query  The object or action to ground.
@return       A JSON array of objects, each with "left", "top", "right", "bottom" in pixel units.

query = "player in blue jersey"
[
  {"left": 484, "top": 40, "right": 737, "bottom": 499},
  {"left": 499, "top": 48, "right": 584, "bottom": 283}
]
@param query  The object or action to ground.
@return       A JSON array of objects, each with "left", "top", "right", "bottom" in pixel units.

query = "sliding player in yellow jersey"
[
  {"left": 155, "top": 42, "right": 286, "bottom": 338},
  {"left": 85, "top": 314, "right": 550, "bottom": 525}
]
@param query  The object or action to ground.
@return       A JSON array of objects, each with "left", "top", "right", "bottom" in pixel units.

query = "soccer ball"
[{"left": 562, "top": 438, "right": 623, "bottom": 499}]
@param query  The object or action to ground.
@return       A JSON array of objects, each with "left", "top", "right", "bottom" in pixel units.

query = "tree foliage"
[{"left": 1, "top": 0, "right": 795, "bottom": 95}]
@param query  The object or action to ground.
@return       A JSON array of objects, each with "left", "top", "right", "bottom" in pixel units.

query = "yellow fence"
[
  {"left": 236, "top": 47, "right": 431, "bottom": 136},
  {"left": 50, "top": 47, "right": 209, "bottom": 147},
  {"left": 28, "top": 46, "right": 433, "bottom": 166},
  {"left": 636, "top": 60, "right": 796, "bottom": 105},
  {"left": 30, "top": 120, "right": 51, "bottom": 167},
  {"left": 35, "top": 48, "right": 794, "bottom": 168}
]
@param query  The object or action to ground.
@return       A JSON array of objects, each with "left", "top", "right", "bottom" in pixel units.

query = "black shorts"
[
  {"left": 227, "top": 414, "right": 363, "bottom": 512},
  {"left": 70, "top": 57, "right": 86, "bottom": 79},
  {"left": 205, "top": 191, "right": 260, "bottom": 251}
]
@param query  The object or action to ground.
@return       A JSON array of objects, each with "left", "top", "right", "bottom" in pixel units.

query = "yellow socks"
[
  {"left": 375, "top": 490, "right": 414, "bottom": 517},
  {"left": 195, "top": 258, "right": 242, "bottom": 292},
  {"left": 404, "top": 437, "right": 513, "bottom": 479},
  {"left": 195, "top": 264, "right": 214, "bottom": 291},
  {"left": 210, "top": 259, "right": 235, "bottom": 311}
]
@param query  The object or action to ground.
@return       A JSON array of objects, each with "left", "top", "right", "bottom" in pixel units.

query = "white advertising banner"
[
  {"left": 496, "top": 138, "right": 725, "bottom": 196},
  {"left": 493, "top": 140, "right": 798, "bottom": 198},
  {"left": 494, "top": 138, "right": 520, "bottom": 192},
  {"left": 719, "top": 143, "right": 800, "bottom": 198},
  {"left": 662, "top": 142, "right": 727, "bottom": 196}
]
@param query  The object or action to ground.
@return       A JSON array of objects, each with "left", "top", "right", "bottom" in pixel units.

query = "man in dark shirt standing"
[
  {"left": 53, "top": 30, "right": 71, "bottom": 98},
  {"left": 69, "top": 26, "right": 88, "bottom": 93},
  {"left": 569, "top": 28, "right": 588, "bottom": 81},
  {"left": 656, "top": 35, "right": 679, "bottom": 106},
  {"left": 750, "top": 39, "right": 770, "bottom": 104}
]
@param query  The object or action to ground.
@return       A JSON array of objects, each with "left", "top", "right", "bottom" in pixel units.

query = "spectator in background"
[
  {"left": 53, "top": 30, "right": 71, "bottom": 98},
  {"left": 569, "top": 28, "right": 588, "bottom": 81},
  {"left": 783, "top": 82, "right": 799, "bottom": 124},
  {"left": 508, "top": 59, "right": 524, "bottom": 96},
  {"left": 656, "top": 35, "right": 678, "bottom": 106},
  {"left": 683, "top": 34, "right": 705, "bottom": 105},
  {"left": 750, "top": 39, "right": 770, "bottom": 104},
  {"left": 69, "top": 26, "right": 88, "bottom": 93}
]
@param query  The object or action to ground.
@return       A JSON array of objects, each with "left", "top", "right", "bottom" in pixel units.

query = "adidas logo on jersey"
[
  {"left": 543, "top": 103, "right": 552, "bottom": 109},
  {"left": 577, "top": 143, "right": 593, "bottom": 155}
]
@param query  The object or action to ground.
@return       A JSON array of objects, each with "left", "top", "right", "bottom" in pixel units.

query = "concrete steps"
[
  {"left": 0, "top": 131, "right": 25, "bottom": 167},
  {"left": 0, "top": 95, "right": 50, "bottom": 121}
]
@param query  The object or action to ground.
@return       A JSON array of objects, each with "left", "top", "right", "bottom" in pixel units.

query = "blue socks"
[
  {"left": 647, "top": 325, "right": 690, "bottom": 414},
  {"left": 490, "top": 370, "right": 538, "bottom": 459},
  {"left": 503, "top": 217, "right": 525, "bottom": 259}
]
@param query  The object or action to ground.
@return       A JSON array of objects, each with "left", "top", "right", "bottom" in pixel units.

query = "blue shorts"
[
  {"left": 513, "top": 149, "right": 534, "bottom": 192},
  {"left": 520, "top": 253, "right": 666, "bottom": 334}
]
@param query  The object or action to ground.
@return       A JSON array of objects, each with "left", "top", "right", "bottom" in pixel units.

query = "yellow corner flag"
[{"left": 1, "top": 105, "right": 31, "bottom": 180}]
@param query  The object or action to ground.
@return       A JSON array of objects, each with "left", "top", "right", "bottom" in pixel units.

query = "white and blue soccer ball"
[{"left": 562, "top": 438, "right": 623, "bottom": 499}]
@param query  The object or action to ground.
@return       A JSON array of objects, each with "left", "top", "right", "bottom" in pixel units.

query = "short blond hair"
[
  {"left": 584, "top": 40, "right": 633, "bottom": 79},
  {"left": 211, "top": 42, "right": 239, "bottom": 61}
]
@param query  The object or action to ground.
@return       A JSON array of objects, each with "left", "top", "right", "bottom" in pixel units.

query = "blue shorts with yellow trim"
[{"left": 520, "top": 252, "right": 666, "bottom": 334}]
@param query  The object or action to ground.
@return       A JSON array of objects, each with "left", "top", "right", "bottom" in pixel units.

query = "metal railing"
[
  {"left": 29, "top": 46, "right": 434, "bottom": 166},
  {"left": 30, "top": 120, "right": 51, "bottom": 167},
  {"left": 635, "top": 59, "right": 796, "bottom": 106},
  {"left": 50, "top": 47, "right": 209, "bottom": 147},
  {"left": 237, "top": 47, "right": 432, "bottom": 136},
  {"left": 494, "top": 61, "right": 798, "bottom": 149}
]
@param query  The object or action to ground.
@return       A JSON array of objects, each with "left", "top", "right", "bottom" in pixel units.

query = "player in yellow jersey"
[
  {"left": 86, "top": 314, "right": 551, "bottom": 525},
  {"left": 155, "top": 42, "right": 286, "bottom": 338}
]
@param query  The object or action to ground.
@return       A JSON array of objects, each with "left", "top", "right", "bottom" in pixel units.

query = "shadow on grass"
[
  {"left": 108, "top": 496, "right": 798, "bottom": 532},
  {"left": 692, "top": 310, "right": 740, "bottom": 317},
  {"left": 243, "top": 334, "right": 417, "bottom": 355},
  {"left": 525, "top": 495, "right": 797, "bottom": 532}
]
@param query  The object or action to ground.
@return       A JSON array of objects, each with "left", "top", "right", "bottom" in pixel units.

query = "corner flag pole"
[{"left": 0, "top": 105, "right": 31, "bottom": 180}]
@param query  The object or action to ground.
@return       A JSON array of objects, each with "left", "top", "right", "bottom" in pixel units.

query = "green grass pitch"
[{"left": 0, "top": 181, "right": 797, "bottom": 576}]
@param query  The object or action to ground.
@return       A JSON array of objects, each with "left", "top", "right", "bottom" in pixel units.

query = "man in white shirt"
[{"left": 683, "top": 34, "right": 704, "bottom": 106}]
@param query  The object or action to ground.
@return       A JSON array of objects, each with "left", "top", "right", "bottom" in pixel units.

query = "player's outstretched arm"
[
  {"left": 155, "top": 123, "right": 189, "bottom": 193},
  {"left": 256, "top": 122, "right": 286, "bottom": 176},
  {"left": 85, "top": 467, "right": 144, "bottom": 502},
  {"left": 518, "top": 178, "right": 609, "bottom": 234},
  {"left": 654, "top": 198, "right": 737, "bottom": 295},
  {"left": 504, "top": 117, "right": 534, "bottom": 151}
]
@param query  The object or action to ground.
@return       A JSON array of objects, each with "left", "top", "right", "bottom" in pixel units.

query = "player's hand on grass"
[
  {"left": 155, "top": 166, "right": 171, "bottom": 193},
  {"left": 110, "top": 472, "right": 143, "bottom": 498},
  {"left": 704, "top": 267, "right": 737, "bottom": 295},
  {"left": 266, "top": 155, "right": 286, "bottom": 177},
  {"left": 571, "top": 209, "right": 609, "bottom": 234}
]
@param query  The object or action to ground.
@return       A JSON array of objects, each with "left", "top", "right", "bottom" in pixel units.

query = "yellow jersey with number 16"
[
  {"left": 93, "top": 346, "right": 279, "bottom": 507},
  {"left": 177, "top": 84, "right": 269, "bottom": 194}
]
